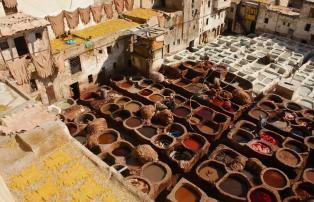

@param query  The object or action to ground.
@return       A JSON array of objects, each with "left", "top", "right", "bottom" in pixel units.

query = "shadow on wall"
[{"left": 95, "top": 35, "right": 134, "bottom": 85}]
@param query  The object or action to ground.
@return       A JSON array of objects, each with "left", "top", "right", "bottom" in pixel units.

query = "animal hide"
[
  {"left": 104, "top": 3, "right": 113, "bottom": 19},
  {"left": 6, "top": 56, "right": 30, "bottom": 85},
  {"left": 47, "top": 12, "right": 65, "bottom": 37},
  {"left": 124, "top": 0, "right": 134, "bottom": 11},
  {"left": 64, "top": 10, "right": 79, "bottom": 29},
  {"left": 114, "top": 0, "right": 124, "bottom": 13},
  {"left": 78, "top": 7, "right": 91, "bottom": 24},
  {"left": 91, "top": 4, "right": 103, "bottom": 23},
  {"left": 32, "top": 50, "right": 54, "bottom": 78}
]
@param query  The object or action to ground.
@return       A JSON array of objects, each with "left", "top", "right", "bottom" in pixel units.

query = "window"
[
  {"left": 14, "top": 37, "right": 29, "bottom": 56},
  {"left": 107, "top": 46, "right": 112, "bottom": 54},
  {"left": 206, "top": 18, "right": 209, "bottom": 25},
  {"left": 88, "top": 75, "right": 93, "bottom": 83},
  {"left": 69, "top": 56, "right": 82, "bottom": 74},
  {"left": 305, "top": 24, "right": 311, "bottom": 32},
  {"left": 35, "top": 32, "right": 42, "bottom": 40},
  {"left": 264, "top": 18, "right": 269, "bottom": 24},
  {"left": 309, "top": 8, "right": 314, "bottom": 18},
  {"left": 1, "top": 2, "right": 17, "bottom": 15},
  {"left": 0, "top": 41, "right": 9, "bottom": 50},
  {"left": 208, "top": 0, "right": 211, "bottom": 8},
  {"left": 30, "top": 79, "right": 38, "bottom": 92}
]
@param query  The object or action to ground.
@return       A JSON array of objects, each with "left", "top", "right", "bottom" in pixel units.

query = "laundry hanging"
[
  {"left": 90, "top": 4, "right": 103, "bottom": 23},
  {"left": 124, "top": 0, "right": 134, "bottom": 11},
  {"left": 64, "top": 10, "right": 79, "bottom": 29},
  {"left": 53, "top": 52, "right": 65, "bottom": 73},
  {"left": 78, "top": 7, "right": 91, "bottom": 24},
  {"left": 47, "top": 12, "right": 65, "bottom": 37},
  {"left": 114, "top": 0, "right": 124, "bottom": 13},
  {"left": 2, "top": 0, "right": 17, "bottom": 8},
  {"left": 32, "top": 50, "right": 54, "bottom": 78},
  {"left": 7, "top": 56, "right": 30, "bottom": 85},
  {"left": 104, "top": 3, "right": 113, "bottom": 19}
]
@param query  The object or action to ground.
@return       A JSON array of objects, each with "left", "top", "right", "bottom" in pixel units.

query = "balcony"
[{"left": 213, "top": 0, "right": 231, "bottom": 10}]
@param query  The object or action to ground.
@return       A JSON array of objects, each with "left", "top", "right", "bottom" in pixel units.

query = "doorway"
[
  {"left": 46, "top": 85, "right": 57, "bottom": 104},
  {"left": 14, "top": 36, "right": 29, "bottom": 56},
  {"left": 250, "top": 21, "right": 256, "bottom": 33},
  {"left": 70, "top": 82, "right": 80, "bottom": 100}
]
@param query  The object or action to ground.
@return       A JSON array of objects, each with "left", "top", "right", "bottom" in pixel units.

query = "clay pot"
[
  {"left": 123, "top": 116, "right": 143, "bottom": 129},
  {"left": 216, "top": 172, "right": 253, "bottom": 202},
  {"left": 275, "top": 148, "right": 303, "bottom": 169},
  {"left": 100, "top": 103, "right": 119, "bottom": 115},
  {"left": 247, "top": 185, "right": 281, "bottom": 202},
  {"left": 260, "top": 168, "right": 290, "bottom": 191},
  {"left": 292, "top": 182, "right": 314, "bottom": 201},
  {"left": 152, "top": 134, "right": 175, "bottom": 150}
]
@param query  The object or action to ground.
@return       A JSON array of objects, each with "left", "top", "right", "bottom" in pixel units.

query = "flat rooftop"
[{"left": 50, "top": 19, "right": 139, "bottom": 53}]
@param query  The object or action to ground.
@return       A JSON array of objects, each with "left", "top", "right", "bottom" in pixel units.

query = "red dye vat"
[
  {"left": 251, "top": 142, "right": 271, "bottom": 154},
  {"left": 250, "top": 190, "right": 273, "bottom": 202},
  {"left": 260, "top": 132, "right": 277, "bottom": 145},
  {"left": 223, "top": 101, "right": 235, "bottom": 112},
  {"left": 211, "top": 98, "right": 224, "bottom": 106},
  {"left": 183, "top": 138, "right": 201, "bottom": 152}
]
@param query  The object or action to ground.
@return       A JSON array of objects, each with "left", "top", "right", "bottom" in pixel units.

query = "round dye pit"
[
  {"left": 198, "top": 121, "right": 218, "bottom": 135},
  {"left": 183, "top": 136, "right": 203, "bottom": 152},
  {"left": 284, "top": 140, "right": 306, "bottom": 153},
  {"left": 198, "top": 162, "right": 225, "bottom": 183},
  {"left": 233, "top": 130, "right": 253, "bottom": 144},
  {"left": 294, "top": 182, "right": 314, "bottom": 200},
  {"left": 219, "top": 175, "right": 249, "bottom": 198},
  {"left": 76, "top": 113, "right": 95, "bottom": 124},
  {"left": 119, "top": 81, "right": 133, "bottom": 89},
  {"left": 125, "top": 102, "right": 141, "bottom": 113},
  {"left": 268, "top": 94, "right": 283, "bottom": 103},
  {"left": 154, "top": 135, "right": 173, "bottom": 149},
  {"left": 175, "top": 185, "right": 200, "bottom": 202},
  {"left": 138, "top": 126, "right": 158, "bottom": 139},
  {"left": 167, "top": 124, "right": 185, "bottom": 138},
  {"left": 112, "top": 145, "right": 132, "bottom": 157},
  {"left": 173, "top": 107, "right": 191, "bottom": 118},
  {"left": 286, "top": 102, "right": 302, "bottom": 111},
  {"left": 251, "top": 140, "right": 272, "bottom": 154},
  {"left": 98, "top": 131, "right": 117, "bottom": 144},
  {"left": 125, "top": 117, "right": 142, "bottom": 128},
  {"left": 196, "top": 107, "right": 213, "bottom": 121},
  {"left": 262, "top": 169, "right": 288, "bottom": 189},
  {"left": 172, "top": 147, "right": 194, "bottom": 161},
  {"left": 304, "top": 169, "right": 314, "bottom": 183},
  {"left": 276, "top": 149, "right": 301, "bottom": 168},
  {"left": 305, "top": 136, "right": 314, "bottom": 149},
  {"left": 127, "top": 178, "right": 150, "bottom": 194},
  {"left": 240, "top": 122, "right": 255, "bottom": 132},
  {"left": 149, "top": 94, "right": 164, "bottom": 102},
  {"left": 249, "top": 188, "right": 275, "bottom": 202},
  {"left": 260, "top": 131, "right": 279, "bottom": 145},
  {"left": 186, "top": 84, "right": 202, "bottom": 94},
  {"left": 259, "top": 101, "right": 276, "bottom": 111},
  {"left": 100, "top": 104, "right": 119, "bottom": 114},
  {"left": 116, "top": 97, "right": 131, "bottom": 105},
  {"left": 142, "top": 163, "right": 166, "bottom": 182},
  {"left": 250, "top": 109, "right": 268, "bottom": 119},
  {"left": 139, "top": 89, "right": 153, "bottom": 96}
]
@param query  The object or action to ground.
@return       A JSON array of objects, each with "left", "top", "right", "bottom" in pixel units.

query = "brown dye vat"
[
  {"left": 198, "top": 121, "right": 219, "bottom": 135},
  {"left": 262, "top": 169, "right": 288, "bottom": 189},
  {"left": 305, "top": 136, "right": 314, "bottom": 150},
  {"left": 76, "top": 113, "right": 95, "bottom": 124},
  {"left": 195, "top": 107, "right": 213, "bottom": 121},
  {"left": 139, "top": 89, "right": 153, "bottom": 96},
  {"left": 126, "top": 156, "right": 142, "bottom": 167},
  {"left": 197, "top": 161, "right": 226, "bottom": 183},
  {"left": 304, "top": 168, "right": 314, "bottom": 183},
  {"left": 100, "top": 103, "right": 119, "bottom": 114},
  {"left": 154, "top": 135, "right": 173, "bottom": 149},
  {"left": 258, "top": 101, "right": 277, "bottom": 111},
  {"left": 294, "top": 182, "right": 314, "bottom": 200},
  {"left": 66, "top": 122, "right": 78, "bottom": 136},
  {"left": 112, "top": 145, "right": 132, "bottom": 157},
  {"left": 173, "top": 107, "right": 191, "bottom": 118},
  {"left": 186, "top": 84, "right": 203, "bottom": 94},
  {"left": 119, "top": 81, "right": 133, "bottom": 89},
  {"left": 142, "top": 163, "right": 166, "bottom": 182},
  {"left": 149, "top": 94, "right": 164, "bottom": 102},
  {"left": 276, "top": 148, "right": 301, "bottom": 168},
  {"left": 98, "top": 132, "right": 117, "bottom": 144},
  {"left": 127, "top": 177, "right": 150, "bottom": 194},
  {"left": 268, "top": 94, "right": 283, "bottom": 103},
  {"left": 240, "top": 122, "right": 256, "bottom": 132},
  {"left": 250, "top": 109, "right": 268, "bottom": 119},
  {"left": 189, "top": 116, "right": 202, "bottom": 125},
  {"left": 115, "top": 97, "right": 131, "bottom": 105},
  {"left": 125, "top": 117, "right": 142, "bottom": 128},
  {"left": 214, "top": 149, "right": 238, "bottom": 165},
  {"left": 175, "top": 185, "right": 200, "bottom": 202},
  {"left": 138, "top": 126, "right": 158, "bottom": 138},
  {"left": 219, "top": 175, "right": 249, "bottom": 198},
  {"left": 125, "top": 102, "right": 141, "bottom": 113},
  {"left": 286, "top": 102, "right": 302, "bottom": 111}
]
